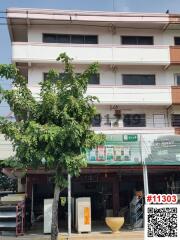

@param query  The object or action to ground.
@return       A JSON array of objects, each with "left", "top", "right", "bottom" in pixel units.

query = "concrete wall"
[
  {"left": 27, "top": 25, "right": 179, "bottom": 46},
  {"left": 28, "top": 64, "right": 178, "bottom": 86}
]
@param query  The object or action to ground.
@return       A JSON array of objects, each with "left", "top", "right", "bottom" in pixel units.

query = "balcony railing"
[
  {"left": 171, "top": 86, "right": 180, "bottom": 104},
  {"left": 86, "top": 85, "right": 172, "bottom": 105},
  {"left": 29, "top": 84, "right": 172, "bottom": 105},
  {"left": 12, "top": 42, "right": 170, "bottom": 65},
  {"left": 170, "top": 46, "right": 180, "bottom": 64}
]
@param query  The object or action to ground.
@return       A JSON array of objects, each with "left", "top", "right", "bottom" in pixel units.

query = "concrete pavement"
[{"left": 0, "top": 231, "right": 144, "bottom": 240}]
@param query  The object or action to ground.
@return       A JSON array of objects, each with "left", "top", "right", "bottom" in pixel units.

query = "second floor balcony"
[
  {"left": 86, "top": 85, "right": 172, "bottom": 106},
  {"left": 29, "top": 84, "right": 172, "bottom": 106}
]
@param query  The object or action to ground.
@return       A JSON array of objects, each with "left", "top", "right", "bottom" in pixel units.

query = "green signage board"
[
  {"left": 123, "top": 134, "right": 138, "bottom": 142},
  {"left": 86, "top": 134, "right": 141, "bottom": 166},
  {"left": 86, "top": 134, "right": 180, "bottom": 166}
]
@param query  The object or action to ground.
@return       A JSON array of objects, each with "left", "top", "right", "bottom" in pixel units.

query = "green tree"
[{"left": 0, "top": 53, "right": 105, "bottom": 240}]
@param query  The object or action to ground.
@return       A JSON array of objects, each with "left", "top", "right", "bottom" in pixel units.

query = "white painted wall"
[
  {"left": 27, "top": 25, "right": 178, "bottom": 46},
  {"left": 28, "top": 64, "right": 177, "bottom": 87},
  {"left": 0, "top": 135, "right": 14, "bottom": 160}
]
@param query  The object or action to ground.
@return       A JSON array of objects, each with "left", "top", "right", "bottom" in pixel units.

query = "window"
[
  {"left": 71, "top": 35, "right": 84, "bottom": 44},
  {"left": 44, "top": 72, "right": 69, "bottom": 82},
  {"left": 122, "top": 74, "right": 155, "bottom": 85},
  {"left": 174, "top": 37, "right": 180, "bottom": 45},
  {"left": 88, "top": 73, "right": 100, "bottom": 84},
  {"left": 85, "top": 35, "right": 98, "bottom": 44},
  {"left": 92, "top": 114, "right": 101, "bottom": 127},
  {"left": 171, "top": 114, "right": 180, "bottom": 127},
  {"left": 121, "top": 36, "right": 154, "bottom": 45},
  {"left": 43, "top": 34, "right": 98, "bottom": 44},
  {"left": 174, "top": 74, "right": 180, "bottom": 85},
  {"left": 43, "top": 34, "right": 57, "bottom": 43},
  {"left": 56, "top": 34, "right": 70, "bottom": 43},
  {"left": 44, "top": 72, "right": 100, "bottom": 84},
  {"left": 123, "top": 114, "right": 146, "bottom": 127}
]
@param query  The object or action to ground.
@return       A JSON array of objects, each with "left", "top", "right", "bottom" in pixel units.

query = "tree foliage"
[
  {"left": 0, "top": 53, "right": 105, "bottom": 187},
  {"left": 0, "top": 173, "right": 17, "bottom": 192}
]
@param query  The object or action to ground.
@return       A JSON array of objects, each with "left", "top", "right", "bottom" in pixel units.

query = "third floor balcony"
[{"left": 12, "top": 42, "right": 170, "bottom": 66}]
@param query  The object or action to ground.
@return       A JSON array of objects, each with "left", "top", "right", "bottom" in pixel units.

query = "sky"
[{"left": 1, "top": 0, "right": 180, "bottom": 116}]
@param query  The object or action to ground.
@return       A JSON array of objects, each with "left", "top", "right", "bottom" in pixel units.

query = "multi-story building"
[{"left": 2, "top": 8, "right": 180, "bottom": 230}]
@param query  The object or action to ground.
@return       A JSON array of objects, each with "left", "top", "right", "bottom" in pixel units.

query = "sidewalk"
[{"left": 0, "top": 230, "right": 144, "bottom": 240}]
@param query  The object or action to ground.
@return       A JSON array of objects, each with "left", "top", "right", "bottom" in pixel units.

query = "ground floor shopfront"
[
  {"left": 2, "top": 132, "right": 180, "bottom": 233},
  {"left": 24, "top": 165, "right": 180, "bottom": 233}
]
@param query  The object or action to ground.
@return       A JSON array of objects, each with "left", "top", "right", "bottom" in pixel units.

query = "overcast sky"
[{"left": 1, "top": 0, "right": 180, "bottom": 115}]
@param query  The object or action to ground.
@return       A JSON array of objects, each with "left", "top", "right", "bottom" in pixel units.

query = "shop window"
[
  {"left": 92, "top": 114, "right": 101, "bottom": 127},
  {"left": 121, "top": 36, "right": 154, "bottom": 45},
  {"left": 171, "top": 114, "right": 180, "bottom": 127},
  {"left": 174, "top": 37, "right": 180, "bottom": 45},
  {"left": 123, "top": 114, "right": 146, "bottom": 127},
  {"left": 122, "top": 74, "right": 155, "bottom": 85}
]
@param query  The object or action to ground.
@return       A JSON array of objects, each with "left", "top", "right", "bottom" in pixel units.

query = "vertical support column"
[
  {"left": 143, "top": 165, "right": 149, "bottom": 200},
  {"left": 26, "top": 175, "right": 32, "bottom": 198},
  {"left": 112, "top": 176, "right": 119, "bottom": 217},
  {"left": 68, "top": 174, "right": 71, "bottom": 237},
  {"left": 17, "top": 177, "right": 25, "bottom": 193},
  {"left": 140, "top": 134, "right": 149, "bottom": 203}
]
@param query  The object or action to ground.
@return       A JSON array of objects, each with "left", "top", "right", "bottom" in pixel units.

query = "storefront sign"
[
  {"left": 86, "top": 134, "right": 180, "bottom": 166},
  {"left": 123, "top": 134, "right": 138, "bottom": 142},
  {"left": 86, "top": 134, "right": 141, "bottom": 165}
]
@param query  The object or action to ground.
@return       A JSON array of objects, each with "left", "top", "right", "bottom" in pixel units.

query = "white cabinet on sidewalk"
[
  {"left": 75, "top": 197, "right": 91, "bottom": 233},
  {"left": 44, "top": 199, "right": 53, "bottom": 234}
]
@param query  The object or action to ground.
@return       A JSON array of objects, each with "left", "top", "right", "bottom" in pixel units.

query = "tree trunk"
[{"left": 51, "top": 183, "right": 61, "bottom": 240}]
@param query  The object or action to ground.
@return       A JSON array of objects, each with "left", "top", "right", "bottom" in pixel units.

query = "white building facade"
[
  {"left": 7, "top": 9, "right": 180, "bottom": 136},
  {"left": 3, "top": 8, "right": 180, "bottom": 226}
]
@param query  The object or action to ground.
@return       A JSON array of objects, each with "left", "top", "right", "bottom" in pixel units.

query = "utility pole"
[{"left": 68, "top": 174, "right": 71, "bottom": 237}]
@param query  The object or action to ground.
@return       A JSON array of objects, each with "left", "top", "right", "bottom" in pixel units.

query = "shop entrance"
[{"left": 72, "top": 180, "right": 113, "bottom": 221}]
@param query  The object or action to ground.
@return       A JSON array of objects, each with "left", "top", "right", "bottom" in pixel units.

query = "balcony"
[
  {"left": 171, "top": 86, "right": 180, "bottom": 104},
  {"left": 170, "top": 46, "right": 180, "bottom": 64},
  {"left": 29, "top": 85, "right": 171, "bottom": 105},
  {"left": 12, "top": 42, "right": 170, "bottom": 65},
  {"left": 0, "top": 135, "right": 14, "bottom": 160},
  {"left": 91, "top": 116, "right": 175, "bottom": 134},
  {"left": 86, "top": 85, "right": 172, "bottom": 105}
]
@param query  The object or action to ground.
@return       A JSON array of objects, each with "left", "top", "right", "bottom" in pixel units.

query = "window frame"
[
  {"left": 174, "top": 73, "right": 180, "bottom": 86},
  {"left": 88, "top": 73, "right": 100, "bottom": 85},
  {"left": 123, "top": 113, "right": 146, "bottom": 127},
  {"left": 171, "top": 114, "right": 180, "bottom": 127},
  {"left": 121, "top": 36, "right": 154, "bottom": 45},
  {"left": 122, "top": 74, "right": 156, "bottom": 85},
  {"left": 174, "top": 37, "right": 180, "bottom": 46},
  {"left": 42, "top": 33, "right": 98, "bottom": 44},
  {"left": 91, "top": 114, "right": 102, "bottom": 127},
  {"left": 43, "top": 72, "right": 100, "bottom": 84}
]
